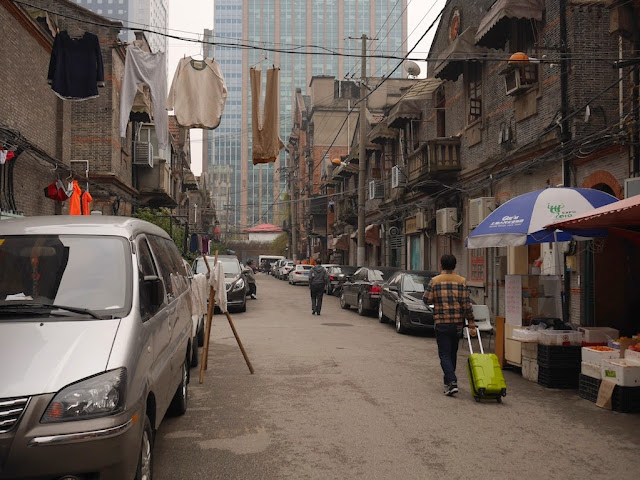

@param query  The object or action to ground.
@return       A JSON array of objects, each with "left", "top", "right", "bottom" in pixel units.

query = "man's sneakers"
[{"left": 444, "top": 382, "right": 459, "bottom": 396}]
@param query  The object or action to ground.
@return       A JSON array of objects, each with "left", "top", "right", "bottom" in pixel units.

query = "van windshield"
[{"left": 0, "top": 235, "right": 131, "bottom": 318}]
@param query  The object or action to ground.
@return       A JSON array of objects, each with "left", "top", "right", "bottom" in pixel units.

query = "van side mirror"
[{"left": 143, "top": 275, "right": 164, "bottom": 307}]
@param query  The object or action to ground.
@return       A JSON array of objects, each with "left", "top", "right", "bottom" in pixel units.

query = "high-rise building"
[
  {"left": 73, "top": 0, "right": 168, "bottom": 54},
  {"left": 209, "top": 0, "right": 408, "bottom": 229}
]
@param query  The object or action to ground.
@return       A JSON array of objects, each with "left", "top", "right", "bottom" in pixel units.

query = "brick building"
[{"left": 0, "top": 0, "right": 200, "bottom": 231}]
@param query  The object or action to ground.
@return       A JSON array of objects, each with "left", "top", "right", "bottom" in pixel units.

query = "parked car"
[
  {"left": 340, "top": 267, "right": 399, "bottom": 316},
  {"left": 193, "top": 254, "right": 248, "bottom": 312},
  {"left": 378, "top": 271, "right": 437, "bottom": 334},
  {"left": 278, "top": 260, "right": 295, "bottom": 280},
  {"left": 326, "top": 265, "right": 358, "bottom": 295},
  {"left": 272, "top": 259, "right": 289, "bottom": 278},
  {"left": 289, "top": 264, "right": 313, "bottom": 285},
  {"left": 0, "top": 216, "right": 192, "bottom": 480}
]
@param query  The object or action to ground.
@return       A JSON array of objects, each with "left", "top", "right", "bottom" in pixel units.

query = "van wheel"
[
  {"left": 190, "top": 337, "right": 199, "bottom": 368},
  {"left": 135, "top": 414, "right": 153, "bottom": 480},
  {"left": 168, "top": 358, "right": 188, "bottom": 416},
  {"left": 197, "top": 317, "right": 205, "bottom": 346}
]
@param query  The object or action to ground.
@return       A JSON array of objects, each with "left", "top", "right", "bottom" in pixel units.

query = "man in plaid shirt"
[{"left": 424, "top": 254, "right": 476, "bottom": 396}]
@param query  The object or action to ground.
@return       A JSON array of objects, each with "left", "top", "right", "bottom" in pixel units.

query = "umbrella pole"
[{"left": 553, "top": 231, "right": 567, "bottom": 323}]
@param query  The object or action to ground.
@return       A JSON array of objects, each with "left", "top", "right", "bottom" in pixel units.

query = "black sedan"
[
  {"left": 326, "top": 265, "right": 358, "bottom": 295},
  {"left": 378, "top": 271, "right": 437, "bottom": 334},
  {"left": 340, "top": 267, "right": 399, "bottom": 316}
]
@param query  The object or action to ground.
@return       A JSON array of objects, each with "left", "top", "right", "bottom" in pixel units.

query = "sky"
[{"left": 167, "top": 0, "right": 447, "bottom": 176}]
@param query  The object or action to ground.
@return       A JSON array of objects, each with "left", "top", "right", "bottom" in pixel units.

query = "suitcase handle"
[{"left": 465, "top": 324, "right": 484, "bottom": 355}]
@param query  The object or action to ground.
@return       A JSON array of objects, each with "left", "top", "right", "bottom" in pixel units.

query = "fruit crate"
[
  {"left": 578, "top": 374, "right": 640, "bottom": 412},
  {"left": 538, "top": 365, "right": 579, "bottom": 389},
  {"left": 537, "top": 345, "right": 581, "bottom": 368},
  {"left": 538, "top": 330, "right": 583, "bottom": 346}
]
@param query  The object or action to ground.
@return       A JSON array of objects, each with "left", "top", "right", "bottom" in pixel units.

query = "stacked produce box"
[
  {"left": 578, "top": 329, "right": 640, "bottom": 413},
  {"left": 536, "top": 330, "right": 583, "bottom": 388}
]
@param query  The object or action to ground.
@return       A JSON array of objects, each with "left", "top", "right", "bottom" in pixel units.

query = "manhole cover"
[{"left": 321, "top": 323, "right": 352, "bottom": 327}]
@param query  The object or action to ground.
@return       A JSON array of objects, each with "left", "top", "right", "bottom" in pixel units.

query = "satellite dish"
[{"left": 404, "top": 60, "right": 421, "bottom": 78}]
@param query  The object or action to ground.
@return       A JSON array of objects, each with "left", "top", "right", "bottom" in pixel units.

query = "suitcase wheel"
[
  {"left": 496, "top": 397, "right": 502, "bottom": 404},
  {"left": 501, "top": 388, "right": 507, "bottom": 397},
  {"left": 478, "top": 388, "right": 485, "bottom": 397},
  {"left": 474, "top": 396, "right": 481, "bottom": 403}
]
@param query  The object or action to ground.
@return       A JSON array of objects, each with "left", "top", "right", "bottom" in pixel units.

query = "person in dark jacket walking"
[{"left": 309, "top": 264, "right": 328, "bottom": 315}]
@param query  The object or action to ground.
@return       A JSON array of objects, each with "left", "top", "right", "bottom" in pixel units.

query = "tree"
[
  {"left": 271, "top": 232, "right": 289, "bottom": 257},
  {"left": 132, "top": 207, "right": 185, "bottom": 255}
]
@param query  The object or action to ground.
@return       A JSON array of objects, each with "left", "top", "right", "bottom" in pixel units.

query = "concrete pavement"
[{"left": 154, "top": 274, "right": 640, "bottom": 479}]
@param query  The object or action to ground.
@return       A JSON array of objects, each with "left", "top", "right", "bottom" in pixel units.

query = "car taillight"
[
  {"left": 330, "top": 275, "right": 336, "bottom": 280},
  {"left": 370, "top": 285, "right": 381, "bottom": 294}
]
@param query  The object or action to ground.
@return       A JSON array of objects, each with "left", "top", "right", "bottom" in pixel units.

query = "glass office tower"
[{"left": 210, "top": 0, "right": 407, "bottom": 229}]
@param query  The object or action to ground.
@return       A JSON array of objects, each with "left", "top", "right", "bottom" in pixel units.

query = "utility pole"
[
  {"left": 290, "top": 165, "right": 298, "bottom": 261},
  {"left": 357, "top": 34, "right": 368, "bottom": 267}
]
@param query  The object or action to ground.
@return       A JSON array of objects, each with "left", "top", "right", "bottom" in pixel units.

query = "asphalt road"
[{"left": 154, "top": 274, "right": 640, "bottom": 480}]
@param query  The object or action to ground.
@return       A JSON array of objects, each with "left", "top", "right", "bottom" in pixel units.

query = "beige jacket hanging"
[
  {"left": 167, "top": 57, "right": 227, "bottom": 129},
  {"left": 250, "top": 67, "right": 284, "bottom": 164}
]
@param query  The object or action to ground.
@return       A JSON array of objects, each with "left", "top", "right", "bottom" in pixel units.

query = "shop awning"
[
  {"left": 368, "top": 121, "right": 397, "bottom": 143},
  {"left": 546, "top": 196, "right": 640, "bottom": 232},
  {"left": 334, "top": 233, "right": 350, "bottom": 250},
  {"left": 386, "top": 78, "right": 442, "bottom": 128},
  {"left": 475, "top": 0, "right": 545, "bottom": 49},
  {"left": 365, "top": 224, "right": 380, "bottom": 246},
  {"left": 433, "top": 28, "right": 488, "bottom": 81}
]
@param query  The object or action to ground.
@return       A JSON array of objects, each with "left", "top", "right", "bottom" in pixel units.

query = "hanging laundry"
[
  {"left": 47, "top": 31, "right": 104, "bottom": 101},
  {"left": 0, "top": 150, "right": 15, "bottom": 165},
  {"left": 119, "top": 45, "right": 168, "bottom": 150},
  {"left": 69, "top": 180, "right": 82, "bottom": 215},
  {"left": 250, "top": 68, "right": 284, "bottom": 164},
  {"left": 81, "top": 190, "right": 93, "bottom": 215},
  {"left": 167, "top": 57, "right": 227, "bottom": 129},
  {"left": 44, "top": 179, "right": 71, "bottom": 202}
]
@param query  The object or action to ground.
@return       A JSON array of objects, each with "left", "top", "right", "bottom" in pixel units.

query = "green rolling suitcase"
[{"left": 465, "top": 327, "right": 507, "bottom": 403}]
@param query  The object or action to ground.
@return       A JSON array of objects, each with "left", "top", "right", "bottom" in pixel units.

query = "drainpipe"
[{"left": 560, "top": 0, "right": 571, "bottom": 323}]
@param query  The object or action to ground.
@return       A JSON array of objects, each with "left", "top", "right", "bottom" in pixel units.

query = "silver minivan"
[{"left": 0, "top": 216, "right": 193, "bottom": 479}]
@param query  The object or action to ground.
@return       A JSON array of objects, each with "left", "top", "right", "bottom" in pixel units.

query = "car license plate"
[{"left": 303, "top": 272, "right": 309, "bottom": 276}]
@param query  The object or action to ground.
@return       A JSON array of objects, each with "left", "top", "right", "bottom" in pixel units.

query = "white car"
[
  {"left": 289, "top": 264, "right": 312, "bottom": 285},
  {"left": 279, "top": 261, "right": 295, "bottom": 279}
]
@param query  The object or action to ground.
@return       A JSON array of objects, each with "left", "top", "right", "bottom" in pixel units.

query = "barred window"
[{"left": 467, "top": 62, "right": 482, "bottom": 124}]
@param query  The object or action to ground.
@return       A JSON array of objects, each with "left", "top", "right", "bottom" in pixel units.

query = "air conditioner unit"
[
  {"left": 624, "top": 177, "right": 640, "bottom": 198},
  {"left": 369, "top": 180, "right": 384, "bottom": 200},
  {"left": 469, "top": 197, "right": 496, "bottom": 229},
  {"left": 436, "top": 207, "right": 458, "bottom": 235},
  {"left": 391, "top": 165, "right": 406, "bottom": 188},
  {"left": 134, "top": 141, "right": 154, "bottom": 168},
  {"left": 415, "top": 210, "right": 427, "bottom": 230},
  {"left": 504, "top": 67, "right": 536, "bottom": 96}
]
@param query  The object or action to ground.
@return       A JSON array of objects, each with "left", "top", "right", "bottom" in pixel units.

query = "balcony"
[
  {"left": 407, "top": 137, "right": 461, "bottom": 185},
  {"left": 137, "top": 158, "right": 177, "bottom": 208}
]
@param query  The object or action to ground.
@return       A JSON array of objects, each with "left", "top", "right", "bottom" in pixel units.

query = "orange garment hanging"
[
  {"left": 81, "top": 190, "right": 93, "bottom": 215},
  {"left": 250, "top": 67, "right": 284, "bottom": 164},
  {"left": 69, "top": 180, "right": 82, "bottom": 215}
]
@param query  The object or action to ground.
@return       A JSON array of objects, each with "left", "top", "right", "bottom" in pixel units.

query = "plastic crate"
[
  {"left": 537, "top": 344, "right": 581, "bottom": 368},
  {"left": 579, "top": 374, "right": 601, "bottom": 402},
  {"left": 578, "top": 375, "right": 640, "bottom": 413},
  {"left": 538, "top": 330, "right": 583, "bottom": 346},
  {"left": 537, "top": 365, "right": 580, "bottom": 389},
  {"left": 625, "top": 349, "right": 640, "bottom": 365},
  {"left": 512, "top": 328, "right": 539, "bottom": 342},
  {"left": 581, "top": 346, "right": 619, "bottom": 365}
]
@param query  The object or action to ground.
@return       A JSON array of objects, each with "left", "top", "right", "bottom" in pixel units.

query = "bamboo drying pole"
[{"left": 199, "top": 251, "right": 217, "bottom": 383}]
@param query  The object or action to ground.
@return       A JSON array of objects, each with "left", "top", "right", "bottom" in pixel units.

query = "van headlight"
[
  {"left": 232, "top": 278, "right": 245, "bottom": 291},
  {"left": 42, "top": 368, "right": 126, "bottom": 422}
]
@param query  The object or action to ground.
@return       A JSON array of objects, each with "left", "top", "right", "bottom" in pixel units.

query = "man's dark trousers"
[
  {"left": 310, "top": 285, "right": 324, "bottom": 314},
  {"left": 435, "top": 323, "right": 460, "bottom": 385}
]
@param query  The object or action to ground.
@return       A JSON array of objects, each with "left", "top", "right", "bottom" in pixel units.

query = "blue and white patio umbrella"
[{"left": 466, "top": 187, "right": 619, "bottom": 248}]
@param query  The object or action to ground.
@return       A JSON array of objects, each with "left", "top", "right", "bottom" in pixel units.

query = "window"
[
  {"left": 437, "top": 235, "right": 451, "bottom": 261},
  {"left": 137, "top": 237, "right": 161, "bottom": 319},
  {"left": 467, "top": 62, "right": 482, "bottom": 124},
  {"left": 470, "top": 248, "right": 486, "bottom": 284}
]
